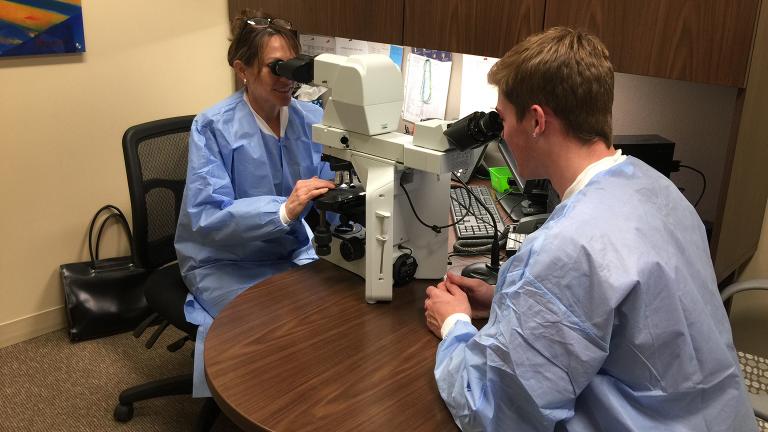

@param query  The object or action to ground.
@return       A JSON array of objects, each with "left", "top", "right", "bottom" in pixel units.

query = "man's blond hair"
[{"left": 488, "top": 27, "right": 614, "bottom": 146}]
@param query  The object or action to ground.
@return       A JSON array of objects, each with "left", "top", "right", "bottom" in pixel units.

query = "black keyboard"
[{"left": 450, "top": 185, "right": 503, "bottom": 239}]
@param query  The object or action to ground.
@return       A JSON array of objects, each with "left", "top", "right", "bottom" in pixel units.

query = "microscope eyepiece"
[
  {"left": 475, "top": 110, "right": 502, "bottom": 138},
  {"left": 443, "top": 111, "right": 503, "bottom": 151},
  {"left": 268, "top": 54, "right": 315, "bottom": 84}
]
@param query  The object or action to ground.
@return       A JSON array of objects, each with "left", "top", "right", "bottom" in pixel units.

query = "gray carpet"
[{"left": 0, "top": 327, "right": 241, "bottom": 432}]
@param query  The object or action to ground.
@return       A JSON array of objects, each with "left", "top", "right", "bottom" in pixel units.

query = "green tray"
[{"left": 488, "top": 166, "right": 520, "bottom": 194}]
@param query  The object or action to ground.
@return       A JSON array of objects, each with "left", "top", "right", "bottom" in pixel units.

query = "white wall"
[
  {"left": 0, "top": 0, "right": 232, "bottom": 347},
  {"left": 613, "top": 73, "right": 738, "bottom": 224}
]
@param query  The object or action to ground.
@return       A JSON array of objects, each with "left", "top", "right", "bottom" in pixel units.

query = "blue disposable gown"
[
  {"left": 175, "top": 91, "right": 332, "bottom": 396},
  {"left": 436, "top": 157, "right": 756, "bottom": 431}
]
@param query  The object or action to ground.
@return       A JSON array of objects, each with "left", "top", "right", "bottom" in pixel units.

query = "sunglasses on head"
[{"left": 245, "top": 17, "right": 292, "bottom": 30}]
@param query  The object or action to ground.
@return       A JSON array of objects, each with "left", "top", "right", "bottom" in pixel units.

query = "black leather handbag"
[{"left": 60, "top": 205, "right": 151, "bottom": 342}]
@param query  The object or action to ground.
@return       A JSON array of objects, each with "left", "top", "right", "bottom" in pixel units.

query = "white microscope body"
[{"left": 310, "top": 53, "right": 471, "bottom": 303}]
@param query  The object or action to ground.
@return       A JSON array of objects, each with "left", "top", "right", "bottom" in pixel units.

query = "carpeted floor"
[{"left": 0, "top": 327, "right": 241, "bottom": 432}]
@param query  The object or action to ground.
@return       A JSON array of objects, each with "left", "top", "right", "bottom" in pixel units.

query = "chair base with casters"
[
  {"left": 115, "top": 381, "right": 219, "bottom": 432},
  {"left": 114, "top": 373, "right": 193, "bottom": 421},
  {"left": 113, "top": 263, "right": 220, "bottom": 429},
  {"left": 721, "top": 278, "right": 768, "bottom": 428}
]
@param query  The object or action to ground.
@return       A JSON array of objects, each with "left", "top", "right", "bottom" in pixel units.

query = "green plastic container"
[{"left": 488, "top": 166, "right": 519, "bottom": 194}]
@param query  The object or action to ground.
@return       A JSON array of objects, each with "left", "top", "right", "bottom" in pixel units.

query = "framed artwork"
[{"left": 0, "top": 0, "right": 85, "bottom": 58}]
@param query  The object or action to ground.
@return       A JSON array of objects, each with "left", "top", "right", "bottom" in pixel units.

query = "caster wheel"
[{"left": 114, "top": 403, "right": 134, "bottom": 422}]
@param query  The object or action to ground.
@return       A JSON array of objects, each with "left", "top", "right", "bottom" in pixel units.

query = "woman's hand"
[{"left": 285, "top": 177, "right": 336, "bottom": 222}]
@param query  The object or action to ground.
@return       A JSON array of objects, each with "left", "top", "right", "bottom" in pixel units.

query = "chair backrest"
[{"left": 123, "top": 116, "right": 195, "bottom": 270}]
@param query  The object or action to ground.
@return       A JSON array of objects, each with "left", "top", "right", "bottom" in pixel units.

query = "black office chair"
[{"left": 113, "top": 115, "right": 219, "bottom": 430}]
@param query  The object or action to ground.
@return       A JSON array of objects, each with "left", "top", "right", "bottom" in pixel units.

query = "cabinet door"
[
  {"left": 544, "top": 0, "right": 759, "bottom": 87},
  {"left": 404, "top": 0, "right": 545, "bottom": 57},
  {"left": 229, "top": 0, "right": 404, "bottom": 45},
  {"left": 713, "top": 0, "right": 768, "bottom": 280}
]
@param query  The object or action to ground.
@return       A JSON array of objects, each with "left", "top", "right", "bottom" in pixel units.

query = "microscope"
[{"left": 271, "top": 53, "right": 486, "bottom": 303}]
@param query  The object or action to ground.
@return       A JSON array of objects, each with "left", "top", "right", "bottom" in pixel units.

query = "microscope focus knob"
[
  {"left": 340, "top": 236, "right": 364, "bottom": 261},
  {"left": 314, "top": 227, "right": 332, "bottom": 256},
  {"left": 393, "top": 254, "right": 418, "bottom": 286},
  {"left": 340, "top": 135, "right": 350, "bottom": 147}
]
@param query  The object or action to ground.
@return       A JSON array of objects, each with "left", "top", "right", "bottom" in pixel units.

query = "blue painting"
[{"left": 0, "top": 0, "right": 85, "bottom": 57}]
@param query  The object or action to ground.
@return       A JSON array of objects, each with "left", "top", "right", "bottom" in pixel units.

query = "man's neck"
[{"left": 546, "top": 138, "right": 615, "bottom": 197}]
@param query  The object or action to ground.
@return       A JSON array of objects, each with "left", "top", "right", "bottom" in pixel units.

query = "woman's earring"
[{"left": 243, "top": 79, "right": 247, "bottom": 87}]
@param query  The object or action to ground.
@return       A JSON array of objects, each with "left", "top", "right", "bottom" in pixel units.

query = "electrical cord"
[
  {"left": 400, "top": 179, "right": 467, "bottom": 233},
  {"left": 449, "top": 252, "right": 492, "bottom": 260},
  {"left": 678, "top": 164, "right": 707, "bottom": 208},
  {"left": 453, "top": 225, "right": 510, "bottom": 254},
  {"left": 449, "top": 190, "right": 507, "bottom": 238},
  {"left": 399, "top": 174, "right": 506, "bottom": 236},
  {"left": 450, "top": 173, "right": 508, "bottom": 272},
  {"left": 493, "top": 188, "right": 524, "bottom": 225},
  {"left": 399, "top": 172, "right": 509, "bottom": 262},
  {"left": 447, "top": 252, "right": 495, "bottom": 267}
]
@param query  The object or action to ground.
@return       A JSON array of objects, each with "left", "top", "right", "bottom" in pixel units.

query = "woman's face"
[{"left": 243, "top": 35, "right": 296, "bottom": 113}]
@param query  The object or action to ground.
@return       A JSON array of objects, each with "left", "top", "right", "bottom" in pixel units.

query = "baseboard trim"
[{"left": 0, "top": 306, "right": 67, "bottom": 348}]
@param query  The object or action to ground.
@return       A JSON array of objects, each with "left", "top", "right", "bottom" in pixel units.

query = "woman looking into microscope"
[{"left": 174, "top": 9, "right": 334, "bottom": 397}]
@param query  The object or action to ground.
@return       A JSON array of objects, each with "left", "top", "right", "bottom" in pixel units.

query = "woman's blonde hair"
[{"left": 488, "top": 27, "right": 614, "bottom": 146}]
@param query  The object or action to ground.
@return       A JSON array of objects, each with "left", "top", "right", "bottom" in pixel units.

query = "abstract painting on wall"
[{"left": 0, "top": 0, "right": 85, "bottom": 58}]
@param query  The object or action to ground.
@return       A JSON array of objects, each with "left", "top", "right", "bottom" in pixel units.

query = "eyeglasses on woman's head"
[{"left": 246, "top": 17, "right": 292, "bottom": 30}]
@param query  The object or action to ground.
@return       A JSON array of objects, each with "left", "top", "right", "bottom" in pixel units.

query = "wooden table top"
[{"left": 205, "top": 259, "right": 458, "bottom": 431}]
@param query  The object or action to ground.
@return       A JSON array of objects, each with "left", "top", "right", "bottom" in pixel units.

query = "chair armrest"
[
  {"left": 750, "top": 392, "right": 768, "bottom": 421},
  {"left": 720, "top": 279, "right": 768, "bottom": 302}
]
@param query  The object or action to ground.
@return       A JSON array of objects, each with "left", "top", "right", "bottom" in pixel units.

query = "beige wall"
[
  {"left": 740, "top": 203, "right": 768, "bottom": 280},
  {"left": 731, "top": 201, "right": 768, "bottom": 357},
  {"left": 0, "top": 0, "right": 232, "bottom": 347}
]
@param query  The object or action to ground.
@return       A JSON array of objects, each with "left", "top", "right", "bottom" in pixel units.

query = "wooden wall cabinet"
[
  {"left": 543, "top": 0, "right": 760, "bottom": 87},
  {"left": 229, "top": 0, "right": 761, "bottom": 87},
  {"left": 228, "top": 0, "right": 404, "bottom": 45},
  {"left": 403, "top": 0, "right": 546, "bottom": 58}
]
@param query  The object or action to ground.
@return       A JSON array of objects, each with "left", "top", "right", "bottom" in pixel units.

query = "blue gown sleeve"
[
  {"left": 302, "top": 101, "right": 335, "bottom": 182},
  {"left": 435, "top": 273, "right": 611, "bottom": 431},
  {"left": 183, "top": 118, "right": 292, "bottom": 248}
]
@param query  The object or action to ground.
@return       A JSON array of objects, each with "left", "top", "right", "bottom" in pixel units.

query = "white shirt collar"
[
  {"left": 243, "top": 92, "right": 289, "bottom": 138},
  {"left": 561, "top": 149, "right": 626, "bottom": 202}
]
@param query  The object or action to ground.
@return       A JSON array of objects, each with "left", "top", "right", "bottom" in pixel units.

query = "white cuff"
[
  {"left": 279, "top": 202, "right": 292, "bottom": 225},
  {"left": 441, "top": 313, "right": 472, "bottom": 339}
]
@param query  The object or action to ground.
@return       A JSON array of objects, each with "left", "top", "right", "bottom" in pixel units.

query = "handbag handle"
[{"left": 87, "top": 205, "right": 136, "bottom": 267}]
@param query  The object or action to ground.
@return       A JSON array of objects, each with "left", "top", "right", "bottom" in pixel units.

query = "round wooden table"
[{"left": 205, "top": 259, "right": 457, "bottom": 431}]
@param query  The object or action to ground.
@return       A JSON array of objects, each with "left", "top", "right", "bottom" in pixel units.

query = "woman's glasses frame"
[{"left": 245, "top": 17, "right": 293, "bottom": 30}]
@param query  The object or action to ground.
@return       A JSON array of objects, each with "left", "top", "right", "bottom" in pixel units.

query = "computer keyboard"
[
  {"left": 450, "top": 185, "right": 504, "bottom": 240},
  {"left": 506, "top": 232, "right": 528, "bottom": 256}
]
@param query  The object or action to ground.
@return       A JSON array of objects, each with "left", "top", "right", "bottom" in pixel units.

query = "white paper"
[
  {"left": 299, "top": 34, "right": 336, "bottom": 56},
  {"left": 459, "top": 54, "right": 500, "bottom": 118},
  {"left": 368, "top": 42, "right": 403, "bottom": 68},
  {"left": 367, "top": 41, "right": 391, "bottom": 57},
  {"left": 402, "top": 49, "right": 453, "bottom": 123},
  {"left": 335, "top": 38, "right": 368, "bottom": 56}
]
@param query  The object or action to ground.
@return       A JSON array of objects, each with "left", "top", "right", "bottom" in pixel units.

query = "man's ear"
[{"left": 530, "top": 104, "right": 546, "bottom": 138}]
